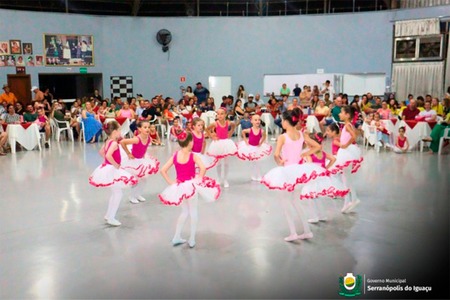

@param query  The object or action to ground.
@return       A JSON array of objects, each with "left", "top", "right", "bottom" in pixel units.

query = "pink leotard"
[
  {"left": 310, "top": 151, "right": 326, "bottom": 168},
  {"left": 332, "top": 137, "right": 340, "bottom": 155},
  {"left": 173, "top": 151, "right": 195, "bottom": 182},
  {"left": 248, "top": 128, "right": 262, "bottom": 146},
  {"left": 105, "top": 140, "right": 121, "bottom": 165},
  {"left": 38, "top": 115, "right": 46, "bottom": 123},
  {"left": 216, "top": 121, "right": 229, "bottom": 140},
  {"left": 340, "top": 124, "right": 352, "bottom": 146},
  {"left": 131, "top": 135, "right": 151, "bottom": 159},
  {"left": 281, "top": 132, "right": 304, "bottom": 166},
  {"left": 192, "top": 132, "right": 204, "bottom": 153},
  {"left": 397, "top": 136, "right": 407, "bottom": 148}
]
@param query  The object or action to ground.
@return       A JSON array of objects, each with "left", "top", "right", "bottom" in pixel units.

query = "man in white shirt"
[
  {"left": 254, "top": 93, "right": 265, "bottom": 107},
  {"left": 320, "top": 80, "right": 334, "bottom": 100},
  {"left": 417, "top": 101, "right": 437, "bottom": 121}
]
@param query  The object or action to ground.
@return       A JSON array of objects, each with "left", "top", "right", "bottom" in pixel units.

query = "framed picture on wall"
[
  {"left": 0, "top": 56, "right": 6, "bottom": 67},
  {"left": 26, "top": 55, "right": 35, "bottom": 66},
  {"left": 35, "top": 55, "right": 43, "bottom": 66},
  {"left": 6, "top": 55, "right": 16, "bottom": 66},
  {"left": 9, "top": 40, "right": 22, "bottom": 54},
  {"left": 23, "top": 43, "right": 33, "bottom": 54},
  {"left": 43, "top": 34, "right": 94, "bottom": 66},
  {"left": 0, "top": 41, "right": 10, "bottom": 55}
]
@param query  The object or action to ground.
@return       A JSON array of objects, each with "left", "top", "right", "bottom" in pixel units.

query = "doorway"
[
  {"left": 7, "top": 74, "right": 32, "bottom": 105},
  {"left": 208, "top": 76, "right": 231, "bottom": 108},
  {"left": 38, "top": 73, "right": 103, "bottom": 101}
]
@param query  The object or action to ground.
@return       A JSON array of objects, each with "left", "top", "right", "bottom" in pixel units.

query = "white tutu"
[
  {"left": 300, "top": 175, "right": 350, "bottom": 200},
  {"left": 194, "top": 153, "right": 219, "bottom": 170},
  {"left": 206, "top": 139, "right": 237, "bottom": 159},
  {"left": 120, "top": 153, "right": 160, "bottom": 178},
  {"left": 330, "top": 144, "right": 363, "bottom": 174},
  {"left": 159, "top": 176, "right": 221, "bottom": 206},
  {"left": 236, "top": 141, "right": 272, "bottom": 161},
  {"left": 261, "top": 163, "right": 330, "bottom": 192},
  {"left": 89, "top": 164, "right": 138, "bottom": 188}
]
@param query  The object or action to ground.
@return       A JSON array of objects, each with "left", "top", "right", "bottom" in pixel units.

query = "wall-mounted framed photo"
[
  {"left": 35, "top": 55, "right": 43, "bottom": 66},
  {"left": 9, "top": 40, "right": 22, "bottom": 54},
  {"left": 0, "top": 41, "right": 10, "bottom": 55},
  {"left": 23, "top": 43, "right": 33, "bottom": 54},
  {"left": 43, "top": 34, "right": 94, "bottom": 66},
  {"left": 393, "top": 35, "right": 444, "bottom": 62}
]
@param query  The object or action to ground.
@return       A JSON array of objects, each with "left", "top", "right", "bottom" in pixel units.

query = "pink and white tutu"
[
  {"left": 300, "top": 175, "right": 350, "bottom": 200},
  {"left": 206, "top": 139, "right": 237, "bottom": 159},
  {"left": 194, "top": 153, "right": 219, "bottom": 170},
  {"left": 120, "top": 148, "right": 160, "bottom": 178},
  {"left": 330, "top": 144, "right": 363, "bottom": 174},
  {"left": 236, "top": 141, "right": 272, "bottom": 161},
  {"left": 159, "top": 176, "right": 221, "bottom": 206},
  {"left": 261, "top": 163, "right": 330, "bottom": 192},
  {"left": 89, "top": 164, "right": 138, "bottom": 188}
]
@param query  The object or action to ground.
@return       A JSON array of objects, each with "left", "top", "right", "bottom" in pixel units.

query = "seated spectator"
[
  {"left": 350, "top": 100, "right": 364, "bottom": 129},
  {"left": 322, "top": 93, "right": 332, "bottom": 107},
  {"left": 310, "top": 95, "right": 320, "bottom": 110},
  {"left": 51, "top": 102, "right": 80, "bottom": 138},
  {"left": 371, "top": 112, "right": 390, "bottom": 147},
  {"left": 204, "top": 97, "right": 216, "bottom": 112},
  {"left": 371, "top": 97, "right": 382, "bottom": 111},
  {"left": 416, "top": 101, "right": 437, "bottom": 122},
  {"left": 315, "top": 99, "right": 330, "bottom": 116},
  {"left": 36, "top": 107, "right": 51, "bottom": 148},
  {"left": 254, "top": 94, "right": 265, "bottom": 107},
  {"left": 23, "top": 104, "right": 38, "bottom": 122},
  {"left": 116, "top": 101, "right": 136, "bottom": 120},
  {"left": 15, "top": 102, "right": 24, "bottom": 115},
  {"left": 319, "top": 97, "right": 342, "bottom": 129},
  {"left": 402, "top": 99, "right": 420, "bottom": 120},
  {"left": 129, "top": 97, "right": 137, "bottom": 111},
  {"left": 0, "top": 125, "right": 7, "bottom": 156},
  {"left": 71, "top": 101, "right": 83, "bottom": 118},
  {"left": 431, "top": 97, "right": 444, "bottom": 116},
  {"left": 377, "top": 101, "right": 391, "bottom": 119},
  {"left": 97, "top": 100, "right": 110, "bottom": 116},
  {"left": 2, "top": 104, "right": 22, "bottom": 124},
  {"left": 81, "top": 102, "right": 102, "bottom": 143},
  {"left": 416, "top": 96, "right": 425, "bottom": 111},
  {"left": 239, "top": 112, "right": 252, "bottom": 131},
  {"left": 288, "top": 98, "right": 301, "bottom": 111},
  {"left": 388, "top": 98, "right": 400, "bottom": 116},
  {"left": 104, "top": 103, "right": 117, "bottom": 118},
  {"left": 244, "top": 94, "right": 257, "bottom": 114},
  {"left": 163, "top": 102, "right": 176, "bottom": 124},
  {"left": 42, "top": 98, "right": 51, "bottom": 115},
  {"left": 234, "top": 99, "right": 245, "bottom": 119},
  {"left": 422, "top": 112, "right": 450, "bottom": 153},
  {"left": 360, "top": 94, "right": 372, "bottom": 114},
  {"left": 142, "top": 97, "right": 163, "bottom": 122},
  {"left": 266, "top": 98, "right": 279, "bottom": 119}
]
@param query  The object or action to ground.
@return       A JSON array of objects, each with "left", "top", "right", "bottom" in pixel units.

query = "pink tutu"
[
  {"left": 300, "top": 175, "right": 350, "bottom": 200},
  {"left": 206, "top": 139, "right": 237, "bottom": 159},
  {"left": 120, "top": 152, "right": 160, "bottom": 178},
  {"left": 330, "top": 144, "right": 363, "bottom": 174},
  {"left": 194, "top": 153, "right": 219, "bottom": 170},
  {"left": 159, "top": 176, "right": 221, "bottom": 206},
  {"left": 261, "top": 163, "right": 330, "bottom": 192},
  {"left": 89, "top": 164, "right": 138, "bottom": 188},
  {"left": 236, "top": 141, "right": 272, "bottom": 161}
]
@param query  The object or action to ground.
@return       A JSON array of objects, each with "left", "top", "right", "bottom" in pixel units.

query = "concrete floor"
[{"left": 0, "top": 138, "right": 448, "bottom": 299}]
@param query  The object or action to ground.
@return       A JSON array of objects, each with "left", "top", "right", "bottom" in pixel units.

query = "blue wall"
[{"left": 0, "top": 6, "right": 448, "bottom": 99}]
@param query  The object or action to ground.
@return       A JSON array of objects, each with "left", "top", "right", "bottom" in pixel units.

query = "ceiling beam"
[{"left": 131, "top": 0, "right": 141, "bottom": 16}]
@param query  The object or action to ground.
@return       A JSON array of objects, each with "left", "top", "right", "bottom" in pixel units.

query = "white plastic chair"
[
  {"left": 52, "top": 118, "right": 74, "bottom": 142},
  {"left": 77, "top": 117, "right": 85, "bottom": 142}
]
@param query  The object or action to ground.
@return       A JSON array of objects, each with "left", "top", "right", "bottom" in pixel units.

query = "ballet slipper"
[
  {"left": 284, "top": 234, "right": 299, "bottom": 242},
  {"left": 297, "top": 232, "right": 313, "bottom": 240},
  {"left": 346, "top": 199, "right": 361, "bottom": 212},
  {"left": 308, "top": 218, "right": 319, "bottom": 224},
  {"left": 341, "top": 202, "right": 352, "bottom": 213},
  {"left": 172, "top": 238, "right": 187, "bottom": 246}
]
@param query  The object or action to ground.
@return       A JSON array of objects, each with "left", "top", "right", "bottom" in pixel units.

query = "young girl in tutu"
[
  {"left": 89, "top": 121, "right": 138, "bottom": 226},
  {"left": 331, "top": 105, "right": 364, "bottom": 213},
  {"left": 120, "top": 120, "right": 160, "bottom": 204},
  {"left": 325, "top": 123, "right": 340, "bottom": 155},
  {"left": 159, "top": 132, "right": 221, "bottom": 248},
  {"left": 206, "top": 108, "right": 237, "bottom": 188},
  {"left": 191, "top": 117, "right": 218, "bottom": 170},
  {"left": 261, "top": 108, "right": 328, "bottom": 242},
  {"left": 393, "top": 126, "right": 410, "bottom": 153},
  {"left": 300, "top": 132, "right": 349, "bottom": 223},
  {"left": 169, "top": 117, "right": 184, "bottom": 142},
  {"left": 236, "top": 114, "right": 272, "bottom": 181}
]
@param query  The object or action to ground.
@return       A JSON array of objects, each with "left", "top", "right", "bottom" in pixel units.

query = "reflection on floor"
[{"left": 0, "top": 139, "right": 448, "bottom": 298}]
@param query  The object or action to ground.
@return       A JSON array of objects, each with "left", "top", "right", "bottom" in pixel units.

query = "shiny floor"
[{"left": 1, "top": 138, "right": 449, "bottom": 299}]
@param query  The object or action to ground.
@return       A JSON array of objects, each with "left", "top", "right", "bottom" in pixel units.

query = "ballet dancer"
[{"left": 191, "top": 117, "right": 218, "bottom": 170}]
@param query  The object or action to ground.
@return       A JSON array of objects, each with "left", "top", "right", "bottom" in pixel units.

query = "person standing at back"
[
  {"left": 193, "top": 82, "right": 210, "bottom": 106},
  {"left": 0, "top": 84, "right": 18, "bottom": 105},
  {"left": 293, "top": 84, "right": 301, "bottom": 97},
  {"left": 280, "top": 83, "right": 290, "bottom": 97}
]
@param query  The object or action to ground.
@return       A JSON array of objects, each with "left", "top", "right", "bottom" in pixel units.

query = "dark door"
[{"left": 7, "top": 74, "right": 32, "bottom": 105}]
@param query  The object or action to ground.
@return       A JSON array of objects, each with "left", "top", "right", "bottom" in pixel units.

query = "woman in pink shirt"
[
  {"left": 377, "top": 101, "right": 391, "bottom": 120},
  {"left": 116, "top": 101, "right": 135, "bottom": 120}
]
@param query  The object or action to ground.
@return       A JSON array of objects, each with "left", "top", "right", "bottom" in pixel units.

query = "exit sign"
[
  {"left": 80, "top": 67, "right": 88, "bottom": 74},
  {"left": 180, "top": 76, "right": 186, "bottom": 82}
]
